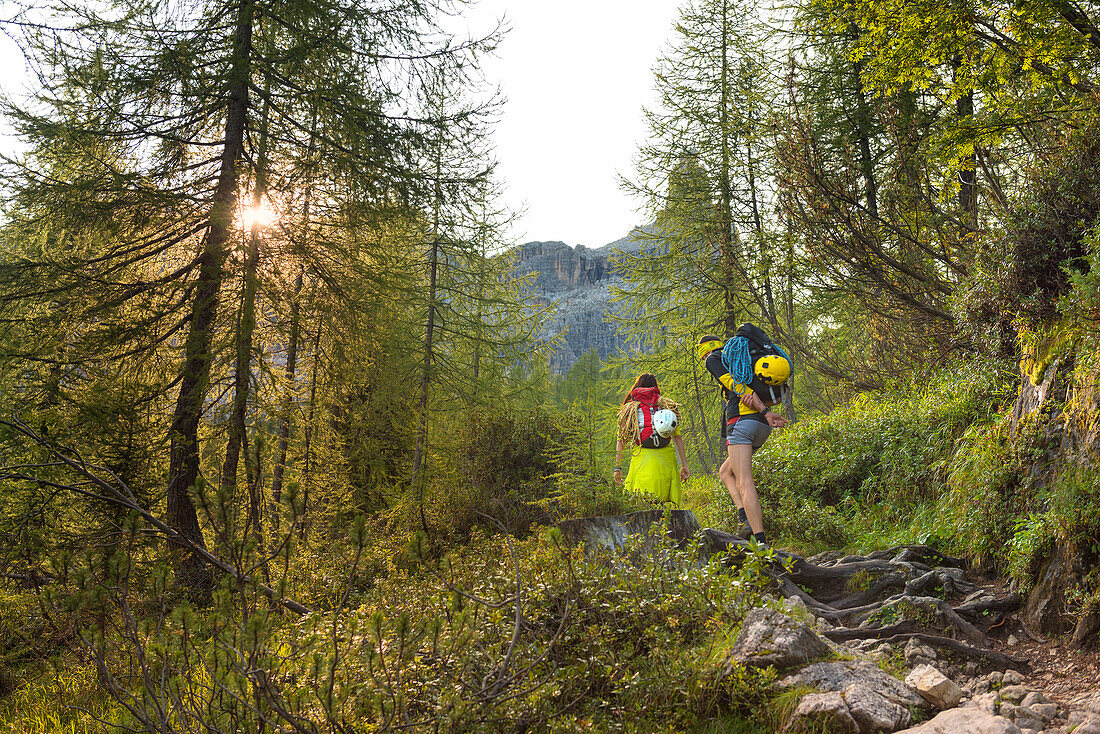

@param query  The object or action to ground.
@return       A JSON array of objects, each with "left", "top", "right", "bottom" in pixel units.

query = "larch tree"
[
  {"left": 0, "top": 0, "right": 506, "bottom": 598},
  {"left": 614, "top": 0, "right": 798, "bottom": 458}
]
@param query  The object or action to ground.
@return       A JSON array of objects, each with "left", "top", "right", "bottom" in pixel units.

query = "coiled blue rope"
[
  {"left": 721, "top": 337, "right": 753, "bottom": 385},
  {"left": 721, "top": 336, "right": 792, "bottom": 385}
]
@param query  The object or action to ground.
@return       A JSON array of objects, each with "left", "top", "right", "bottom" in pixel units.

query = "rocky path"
[
  {"left": 560, "top": 509, "right": 1100, "bottom": 733},
  {"left": 713, "top": 531, "right": 1100, "bottom": 733}
]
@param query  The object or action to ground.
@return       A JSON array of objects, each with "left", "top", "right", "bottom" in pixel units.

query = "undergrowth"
[{"left": 0, "top": 524, "right": 789, "bottom": 733}]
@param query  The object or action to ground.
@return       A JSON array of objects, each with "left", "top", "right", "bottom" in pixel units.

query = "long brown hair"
[{"left": 622, "top": 373, "right": 659, "bottom": 404}]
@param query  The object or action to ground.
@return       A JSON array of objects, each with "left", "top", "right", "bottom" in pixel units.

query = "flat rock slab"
[
  {"left": 781, "top": 661, "right": 926, "bottom": 711},
  {"left": 781, "top": 661, "right": 926, "bottom": 732},
  {"left": 557, "top": 509, "right": 700, "bottom": 554},
  {"left": 783, "top": 682, "right": 913, "bottom": 733},
  {"left": 726, "top": 608, "right": 833, "bottom": 671},
  {"left": 895, "top": 708, "right": 1021, "bottom": 733}
]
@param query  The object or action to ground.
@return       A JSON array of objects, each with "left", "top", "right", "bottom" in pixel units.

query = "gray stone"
[
  {"left": 973, "top": 692, "right": 999, "bottom": 714},
  {"left": 1011, "top": 706, "right": 1044, "bottom": 732},
  {"left": 1030, "top": 702, "right": 1058, "bottom": 721},
  {"left": 844, "top": 682, "right": 912, "bottom": 732},
  {"left": 1002, "top": 670, "right": 1025, "bottom": 685},
  {"left": 1067, "top": 711, "right": 1100, "bottom": 733},
  {"left": 894, "top": 707, "right": 1022, "bottom": 733},
  {"left": 1072, "top": 719, "right": 1100, "bottom": 734},
  {"left": 998, "top": 685, "right": 1029, "bottom": 703},
  {"left": 726, "top": 608, "right": 833, "bottom": 671},
  {"left": 906, "top": 664, "right": 963, "bottom": 710},
  {"left": 1070, "top": 691, "right": 1100, "bottom": 714},
  {"left": 784, "top": 691, "right": 859, "bottom": 733},
  {"left": 780, "top": 660, "right": 926, "bottom": 710},
  {"left": 1019, "top": 691, "right": 1052, "bottom": 708},
  {"left": 999, "top": 702, "right": 1016, "bottom": 720},
  {"left": 905, "top": 638, "right": 938, "bottom": 665},
  {"left": 557, "top": 509, "right": 700, "bottom": 556}
]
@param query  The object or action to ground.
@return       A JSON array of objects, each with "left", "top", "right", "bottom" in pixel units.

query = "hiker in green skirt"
[{"left": 613, "top": 373, "right": 690, "bottom": 505}]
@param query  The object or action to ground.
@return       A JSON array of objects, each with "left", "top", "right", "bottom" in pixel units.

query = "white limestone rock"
[
  {"left": 894, "top": 707, "right": 1022, "bottom": 733},
  {"left": 725, "top": 608, "right": 833, "bottom": 671},
  {"left": 905, "top": 664, "right": 962, "bottom": 710}
]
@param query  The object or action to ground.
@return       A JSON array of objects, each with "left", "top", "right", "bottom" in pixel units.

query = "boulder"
[
  {"left": 997, "top": 685, "right": 1029, "bottom": 703},
  {"left": 783, "top": 683, "right": 914, "bottom": 733},
  {"left": 1011, "top": 706, "right": 1044, "bottom": 732},
  {"left": 1070, "top": 691, "right": 1100, "bottom": 714},
  {"left": 905, "top": 664, "right": 963, "bottom": 710},
  {"left": 843, "top": 682, "right": 912, "bottom": 732},
  {"left": 904, "top": 638, "right": 938, "bottom": 667},
  {"left": 556, "top": 509, "right": 700, "bottom": 556},
  {"left": 784, "top": 691, "right": 860, "bottom": 733},
  {"left": 1068, "top": 716, "right": 1100, "bottom": 734},
  {"left": 725, "top": 608, "right": 833, "bottom": 671},
  {"left": 781, "top": 660, "right": 926, "bottom": 731},
  {"left": 894, "top": 707, "right": 1022, "bottom": 733},
  {"left": 1029, "top": 702, "right": 1058, "bottom": 722}
]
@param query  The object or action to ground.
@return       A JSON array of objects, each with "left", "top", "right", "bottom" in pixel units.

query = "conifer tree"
[{"left": 0, "top": 0, "right": 507, "bottom": 597}]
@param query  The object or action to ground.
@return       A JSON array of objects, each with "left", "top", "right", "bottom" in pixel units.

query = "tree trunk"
[
  {"left": 165, "top": 0, "right": 254, "bottom": 602},
  {"left": 221, "top": 87, "right": 269, "bottom": 548},
  {"left": 717, "top": 0, "right": 739, "bottom": 337},
  {"left": 270, "top": 264, "right": 303, "bottom": 538}
]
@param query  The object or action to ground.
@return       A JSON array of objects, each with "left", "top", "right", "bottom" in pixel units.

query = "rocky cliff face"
[{"left": 509, "top": 235, "right": 643, "bottom": 375}]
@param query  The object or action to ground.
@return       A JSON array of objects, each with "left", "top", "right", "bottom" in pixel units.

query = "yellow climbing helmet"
[{"left": 754, "top": 355, "right": 791, "bottom": 386}]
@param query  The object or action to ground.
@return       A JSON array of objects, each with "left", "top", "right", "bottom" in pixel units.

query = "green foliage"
[
  {"left": 751, "top": 366, "right": 1011, "bottom": 551},
  {"left": 457, "top": 407, "right": 564, "bottom": 533},
  {"left": 961, "top": 120, "right": 1100, "bottom": 346},
  {"left": 940, "top": 412, "right": 1061, "bottom": 572},
  {"left": 2, "top": 524, "right": 788, "bottom": 733}
]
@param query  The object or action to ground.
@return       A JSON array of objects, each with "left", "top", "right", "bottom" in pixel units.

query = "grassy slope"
[{"left": 3, "top": 363, "right": 1057, "bottom": 733}]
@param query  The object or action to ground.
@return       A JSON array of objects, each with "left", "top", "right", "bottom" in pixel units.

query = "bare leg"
[
  {"left": 728, "top": 443, "right": 763, "bottom": 534},
  {"left": 718, "top": 453, "right": 743, "bottom": 510}
]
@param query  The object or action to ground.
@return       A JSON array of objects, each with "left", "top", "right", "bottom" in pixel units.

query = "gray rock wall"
[{"left": 509, "top": 236, "right": 644, "bottom": 375}]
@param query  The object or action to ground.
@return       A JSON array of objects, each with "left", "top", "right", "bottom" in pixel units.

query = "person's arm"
[
  {"left": 614, "top": 438, "right": 625, "bottom": 483},
  {"left": 740, "top": 390, "right": 788, "bottom": 427},
  {"left": 673, "top": 434, "right": 690, "bottom": 481}
]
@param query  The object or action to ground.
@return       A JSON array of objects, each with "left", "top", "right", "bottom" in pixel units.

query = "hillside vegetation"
[{"left": 3, "top": 0, "right": 1100, "bottom": 729}]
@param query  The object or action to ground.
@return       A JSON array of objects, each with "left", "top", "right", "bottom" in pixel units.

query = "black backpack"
[
  {"left": 735, "top": 323, "right": 786, "bottom": 369},
  {"left": 720, "top": 323, "right": 792, "bottom": 401}
]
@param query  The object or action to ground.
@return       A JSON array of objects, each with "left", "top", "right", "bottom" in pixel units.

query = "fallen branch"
[{"left": 0, "top": 417, "right": 312, "bottom": 616}]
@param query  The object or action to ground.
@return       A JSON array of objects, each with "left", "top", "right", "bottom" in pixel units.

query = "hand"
[
  {"left": 613, "top": 469, "right": 624, "bottom": 484},
  {"left": 766, "top": 411, "right": 788, "bottom": 428},
  {"left": 679, "top": 466, "right": 690, "bottom": 482}
]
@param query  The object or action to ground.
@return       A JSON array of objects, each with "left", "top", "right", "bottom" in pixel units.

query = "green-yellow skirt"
[{"left": 624, "top": 443, "right": 682, "bottom": 505}]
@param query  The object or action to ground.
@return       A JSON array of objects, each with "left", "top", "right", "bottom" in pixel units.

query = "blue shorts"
[{"left": 726, "top": 415, "right": 772, "bottom": 448}]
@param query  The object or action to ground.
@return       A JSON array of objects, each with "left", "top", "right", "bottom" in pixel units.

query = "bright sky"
[
  {"left": 463, "top": 1, "right": 683, "bottom": 248},
  {"left": 0, "top": 1, "right": 684, "bottom": 248}
]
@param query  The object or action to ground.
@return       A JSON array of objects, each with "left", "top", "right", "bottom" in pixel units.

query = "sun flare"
[{"left": 241, "top": 200, "right": 278, "bottom": 229}]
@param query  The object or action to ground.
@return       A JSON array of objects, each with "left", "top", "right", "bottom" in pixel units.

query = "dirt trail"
[{"left": 976, "top": 574, "right": 1100, "bottom": 704}]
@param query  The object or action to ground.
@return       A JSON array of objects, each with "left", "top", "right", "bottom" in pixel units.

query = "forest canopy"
[{"left": 1, "top": 0, "right": 1100, "bottom": 730}]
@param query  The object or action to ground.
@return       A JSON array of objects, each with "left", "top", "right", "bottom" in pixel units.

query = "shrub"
[{"left": 755, "top": 365, "right": 1012, "bottom": 514}]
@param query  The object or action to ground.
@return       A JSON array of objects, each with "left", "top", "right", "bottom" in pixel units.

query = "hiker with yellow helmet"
[
  {"left": 697, "top": 325, "right": 791, "bottom": 546},
  {"left": 613, "top": 373, "right": 690, "bottom": 505}
]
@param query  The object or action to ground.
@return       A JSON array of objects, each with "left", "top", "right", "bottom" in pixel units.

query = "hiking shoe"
[{"left": 734, "top": 521, "right": 753, "bottom": 540}]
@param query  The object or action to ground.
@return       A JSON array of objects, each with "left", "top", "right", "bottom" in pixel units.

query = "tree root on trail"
[{"left": 706, "top": 533, "right": 1023, "bottom": 669}]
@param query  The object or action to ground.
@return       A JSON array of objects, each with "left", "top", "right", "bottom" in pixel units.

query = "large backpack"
[{"left": 721, "top": 323, "right": 791, "bottom": 400}]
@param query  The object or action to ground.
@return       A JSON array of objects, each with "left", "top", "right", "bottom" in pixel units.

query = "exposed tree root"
[{"left": 702, "top": 531, "right": 1024, "bottom": 668}]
